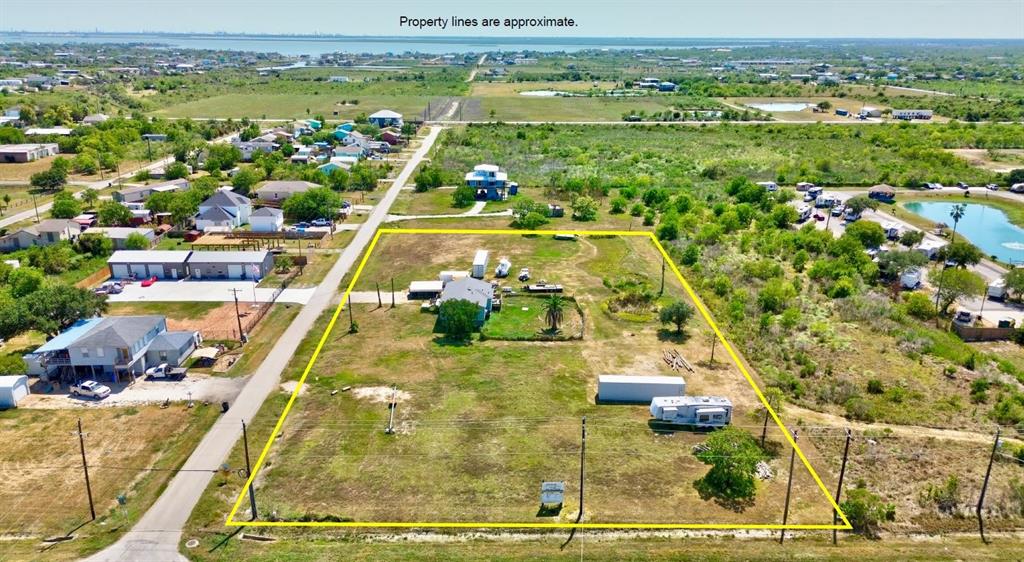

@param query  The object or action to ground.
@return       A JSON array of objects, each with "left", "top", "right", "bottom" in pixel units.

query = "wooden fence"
[{"left": 951, "top": 322, "right": 1018, "bottom": 342}]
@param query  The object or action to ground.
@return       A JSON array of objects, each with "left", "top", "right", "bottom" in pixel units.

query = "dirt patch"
[
  {"left": 280, "top": 380, "right": 307, "bottom": 396},
  {"left": 352, "top": 386, "right": 411, "bottom": 404}
]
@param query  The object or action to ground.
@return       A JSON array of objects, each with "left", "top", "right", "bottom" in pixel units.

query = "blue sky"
[{"left": 2, "top": 0, "right": 1022, "bottom": 38}]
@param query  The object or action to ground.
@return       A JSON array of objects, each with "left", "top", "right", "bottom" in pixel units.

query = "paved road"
[{"left": 83, "top": 126, "right": 443, "bottom": 562}]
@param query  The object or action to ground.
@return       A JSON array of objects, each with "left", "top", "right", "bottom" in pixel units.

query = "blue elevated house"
[
  {"left": 368, "top": 109, "right": 403, "bottom": 128},
  {"left": 464, "top": 164, "right": 518, "bottom": 201}
]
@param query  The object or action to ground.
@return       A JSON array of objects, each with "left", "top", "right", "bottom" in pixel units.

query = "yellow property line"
[{"left": 226, "top": 228, "right": 852, "bottom": 530}]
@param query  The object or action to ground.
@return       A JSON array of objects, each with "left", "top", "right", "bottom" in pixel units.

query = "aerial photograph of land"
[{"left": 0, "top": 0, "right": 1022, "bottom": 560}]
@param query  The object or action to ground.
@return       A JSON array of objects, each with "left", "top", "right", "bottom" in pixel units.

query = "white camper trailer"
[
  {"left": 988, "top": 279, "right": 1007, "bottom": 300},
  {"left": 900, "top": 267, "right": 923, "bottom": 289},
  {"left": 494, "top": 257, "right": 511, "bottom": 278},
  {"left": 472, "top": 250, "right": 489, "bottom": 279},
  {"left": 757, "top": 181, "right": 779, "bottom": 192},
  {"left": 650, "top": 396, "right": 733, "bottom": 428},
  {"left": 597, "top": 375, "right": 686, "bottom": 404},
  {"left": 797, "top": 204, "right": 812, "bottom": 222}
]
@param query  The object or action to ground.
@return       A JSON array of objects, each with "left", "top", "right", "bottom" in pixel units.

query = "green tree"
[
  {"left": 8, "top": 267, "right": 44, "bottom": 298},
  {"left": 877, "top": 250, "right": 928, "bottom": 282},
  {"left": 939, "top": 241, "right": 983, "bottom": 268},
  {"left": 80, "top": 188, "right": 99, "bottom": 209},
  {"left": 438, "top": 298, "right": 479, "bottom": 339},
  {"left": 844, "top": 221, "right": 886, "bottom": 248},
  {"left": 516, "top": 211, "right": 549, "bottom": 230},
  {"left": 97, "top": 200, "right": 133, "bottom": 226},
  {"left": 899, "top": 229, "right": 925, "bottom": 248},
  {"left": 451, "top": 185, "right": 475, "bottom": 208},
  {"left": 570, "top": 195, "right": 599, "bottom": 221},
  {"left": 124, "top": 232, "right": 151, "bottom": 250},
  {"left": 76, "top": 233, "right": 114, "bottom": 257},
  {"left": 282, "top": 187, "right": 342, "bottom": 222},
  {"left": 659, "top": 300, "right": 695, "bottom": 333},
  {"left": 934, "top": 268, "right": 986, "bottom": 314},
  {"left": 1005, "top": 268, "right": 1024, "bottom": 300},
  {"left": 0, "top": 355, "right": 27, "bottom": 375},
  {"left": 326, "top": 168, "right": 350, "bottom": 192},
  {"left": 694, "top": 427, "right": 767, "bottom": 501},
  {"left": 414, "top": 165, "right": 445, "bottom": 192},
  {"left": 948, "top": 203, "right": 967, "bottom": 237},
  {"left": 840, "top": 487, "right": 894, "bottom": 538},
  {"left": 542, "top": 295, "right": 566, "bottom": 332},
  {"left": 844, "top": 195, "right": 878, "bottom": 216},
  {"left": 163, "top": 161, "right": 190, "bottom": 180},
  {"left": 609, "top": 196, "right": 628, "bottom": 214},
  {"left": 23, "top": 285, "right": 108, "bottom": 336},
  {"left": 50, "top": 191, "right": 81, "bottom": 218},
  {"left": 231, "top": 168, "right": 261, "bottom": 196},
  {"left": 758, "top": 278, "right": 797, "bottom": 314}
]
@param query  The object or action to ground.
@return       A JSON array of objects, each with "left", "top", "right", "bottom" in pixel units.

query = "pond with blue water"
[{"left": 902, "top": 201, "right": 1024, "bottom": 264}]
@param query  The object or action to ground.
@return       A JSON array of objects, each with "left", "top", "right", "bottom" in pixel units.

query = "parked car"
[
  {"left": 953, "top": 310, "right": 974, "bottom": 324},
  {"left": 71, "top": 380, "right": 111, "bottom": 399},
  {"left": 517, "top": 267, "right": 531, "bottom": 282},
  {"left": 310, "top": 218, "right": 332, "bottom": 227},
  {"left": 831, "top": 205, "right": 845, "bottom": 217},
  {"left": 293, "top": 222, "right": 310, "bottom": 229},
  {"left": 93, "top": 281, "right": 123, "bottom": 295},
  {"left": 814, "top": 213, "right": 825, "bottom": 221},
  {"left": 986, "top": 184, "right": 999, "bottom": 191},
  {"left": 140, "top": 276, "right": 158, "bottom": 287},
  {"left": 146, "top": 363, "right": 187, "bottom": 380},
  {"left": 957, "top": 182, "right": 969, "bottom": 189}
]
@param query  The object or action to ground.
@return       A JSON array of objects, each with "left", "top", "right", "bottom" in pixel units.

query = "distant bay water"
[{"left": 0, "top": 32, "right": 777, "bottom": 56}]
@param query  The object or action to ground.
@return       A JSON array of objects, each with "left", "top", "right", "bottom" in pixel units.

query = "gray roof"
[
  {"left": 36, "top": 218, "right": 77, "bottom": 233},
  {"left": 251, "top": 207, "right": 284, "bottom": 218},
  {"left": 148, "top": 331, "right": 196, "bottom": 352},
  {"left": 108, "top": 250, "right": 192, "bottom": 263},
  {"left": 75, "top": 316, "right": 164, "bottom": 349},
  {"left": 196, "top": 206, "right": 235, "bottom": 221},
  {"left": 256, "top": 181, "right": 319, "bottom": 194},
  {"left": 440, "top": 277, "right": 493, "bottom": 308},
  {"left": 201, "top": 190, "right": 250, "bottom": 208},
  {"left": 187, "top": 250, "right": 270, "bottom": 264}
]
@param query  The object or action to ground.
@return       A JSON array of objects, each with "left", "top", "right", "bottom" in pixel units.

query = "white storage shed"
[
  {"left": 472, "top": 250, "right": 490, "bottom": 279},
  {"left": 597, "top": 375, "right": 686, "bottom": 404},
  {"left": 0, "top": 375, "right": 30, "bottom": 409}
]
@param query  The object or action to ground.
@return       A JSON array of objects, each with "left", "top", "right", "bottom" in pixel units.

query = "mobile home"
[{"left": 649, "top": 395, "right": 733, "bottom": 428}]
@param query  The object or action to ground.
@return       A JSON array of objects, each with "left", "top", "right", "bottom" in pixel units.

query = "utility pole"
[
  {"left": 391, "top": 278, "right": 395, "bottom": 308},
  {"left": 977, "top": 427, "right": 1001, "bottom": 544},
  {"left": 779, "top": 429, "right": 798, "bottom": 544},
  {"left": 561, "top": 416, "right": 587, "bottom": 550},
  {"left": 348, "top": 301, "right": 356, "bottom": 333},
  {"left": 385, "top": 385, "right": 398, "bottom": 434},
  {"left": 833, "top": 428, "right": 852, "bottom": 545},
  {"left": 761, "top": 405, "right": 771, "bottom": 448},
  {"left": 659, "top": 257, "right": 666, "bottom": 296},
  {"left": 75, "top": 419, "right": 96, "bottom": 520},
  {"left": 242, "top": 420, "right": 258, "bottom": 520},
  {"left": 709, "top": 333, "right": 717, "bottom": 364},
  {"left": 230, "top": 288, "right": 245, "bottom": 344},
  {"left": 376, "top": 281, "right": 382, "bottom": 308},
  {"left": 30, "top": 191, "right": 40, "bottom": 223}
]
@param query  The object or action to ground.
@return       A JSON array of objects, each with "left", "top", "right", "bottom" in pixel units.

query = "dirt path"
[{"left": 784, "top": 404, "right": 1013, "bottom": 445}]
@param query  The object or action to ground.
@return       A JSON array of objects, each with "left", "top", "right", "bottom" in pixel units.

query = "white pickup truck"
[
  {"left": 145, "top": 363, "right": 188, "bottom": 380},
  {"left": 70, "top": 380, "right": 111, "bottom": 399}
]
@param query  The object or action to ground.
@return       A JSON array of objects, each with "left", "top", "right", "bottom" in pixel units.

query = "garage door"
[
  {"left": 149, "top": 265, "right": 165, "bottom": 279},
  {"left": 112, "top": 264, "right": 130, "bottom": 278},
  {"left": 228, "top": 264, "right": 243, "bottom": 279},
  {"left": 129, "top": 263, "right": 147, "bottom": 277}
]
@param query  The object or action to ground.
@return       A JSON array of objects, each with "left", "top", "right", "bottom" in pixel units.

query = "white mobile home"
[
  {"left": 597, "top": 375, "right": 686, "bottom": 404},
  {"left": 757, "top": 181, "right": 779, "bottom": 192},
  {"left": 649, "top": 395, "right": 733, "bottom": 428},
  {"left": 796, "top": 204, "right": 812, "bottom": 222}
]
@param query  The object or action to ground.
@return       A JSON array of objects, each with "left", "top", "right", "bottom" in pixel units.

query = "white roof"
[
  {"left": 651, "top": 395, "right": 732, "bottom": 408},
  {"left": 187, "top": 251, "right": 270, "bottom": 264},
  {"left": 0, "top": 375, "right": 27, "bottom": 388},
  {"left": 84, "top": 227, "right": 153, "bottom": 239},
  {"left": 599, "top": 375, "right": 686, "bottom": 385},
  {"left": 917, "top": 239, "right": 948, "bottom": 250},
  {"left": 474, "top": 164, "right": 500, "bottom": 172},
  {"left": 369, "top": 109, "right": 402, "bottom": 119},
  {"left": 109, "top": 250, "right": 191, "bottom": 263},
  {"left": 473, "top": 249, "right": 489, "bottom": 265},
  {"left": 409, "top": 280, "right": 443, "bottom": 292}
]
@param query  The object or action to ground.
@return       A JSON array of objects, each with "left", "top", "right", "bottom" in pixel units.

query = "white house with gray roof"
[
  {"left": 0, "top": 219, "right": 79, "bottom": 252},
  {"left": 250, "top": 207, "right": 284, "bottom": 232},
  {"left": 23, "top": 315, "right": 199, "bottom": 383},
  {"left": 195, "top": 190, "right": 251, "bottom": 231}
]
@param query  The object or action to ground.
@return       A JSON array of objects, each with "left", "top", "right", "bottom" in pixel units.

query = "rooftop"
[
  {"left": 109, "top": 250, "right": 192, "bottom": 263},
  {"left": 187, "top": 250, "right": 270, "bottom": 263},
  {"left": 439, "top": 276, "right": 493, "bottom": 308}
]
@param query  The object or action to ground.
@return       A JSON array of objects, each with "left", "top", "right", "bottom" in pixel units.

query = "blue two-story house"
[
  {"left": 24, "top": 316, "right": 199, "bottom": 384},
  {"left": 464, "top": 164, "right": 519, "bottom": 201}
]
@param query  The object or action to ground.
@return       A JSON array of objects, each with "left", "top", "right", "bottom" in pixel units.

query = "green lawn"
[
  {"left": 151, "top": 93, "right": 438, "bottom": 120},
  {"left": 106, "top": 301, "right": 223, "bottom": 319}
]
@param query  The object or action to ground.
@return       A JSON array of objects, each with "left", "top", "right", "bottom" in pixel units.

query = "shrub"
[
  {"left": 866, "top": 379, "right": 884, "bottom": 394},
  {"left": 902, "top": 292, "right": 936, "bottom": 320},
  {"left": 840, "top": 487, "right": 895, "bottom": 538}
]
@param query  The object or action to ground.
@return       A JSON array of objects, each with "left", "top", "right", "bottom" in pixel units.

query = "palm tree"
[
  {"left": 542, "top": 295, "right": 565, "bottom": 333},
  {"left": 949, "top": 203, "right": 967, "bottom": 238}
]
